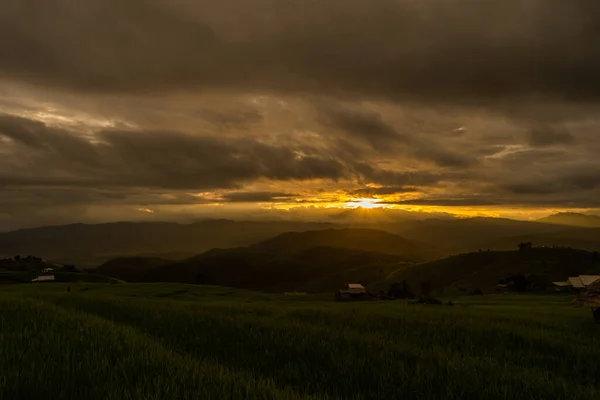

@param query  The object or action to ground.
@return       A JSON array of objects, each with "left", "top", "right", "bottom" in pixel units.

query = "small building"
[
  {"left": 552, "top": 281, "right": 572, "bottom": 292},
  {"left": 341, "top": 283, "right": 366, "bottom": 294},
  {"left": 565, "top": 275, "right": 600, "bottom": 290},
  {"left": 32, "top": 275, "right": 55, "bottom": 283},
  {"left": 335, "top": 283, "right": 369, "bottom": 301},
  {"left": 494, "top": 283, "right": 508, "bottom": 293},
  {"left": 573, "top": 280, "right": 600, "bottom": 323}
]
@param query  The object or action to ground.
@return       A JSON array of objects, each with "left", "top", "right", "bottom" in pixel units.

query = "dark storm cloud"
[
  {"left": 1, "top": 0, "right": 599, "bottom": 102},
  {"left": 411, "top": 142, "right": 474, "bottom": 168},
  {"left": 219, "top": 192, "right": 299, "bottom": 203},
  {"left": 198, "top": 108, "right": 263, "bottom": 130},
  {"left": 351, "top": 186, "right": 418, "bottom": 196},
  {"left": 0, "top": 114, "right": 451, "bottom": 192},
  {"left": 506, "top": 170, "right": 600, "bottom": 195},
  {"left": 0, "top": 114, "right": 352, "bottom": 190},
  {"left": 352, "top": 163, "right": 451, "bottom": 187},
  {"left": 318, "top": 106, "right": 404, "bottom": 150},
  {"left": 318, "top": 105, "right": 474, "bottom": 167},
  {"left": 381, "top": 198, "right": 498, "bottom": 207},
  {"left": 527, "top": 125, "right": 576, "bottom": 147}
]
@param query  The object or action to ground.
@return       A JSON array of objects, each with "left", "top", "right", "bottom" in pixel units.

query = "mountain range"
[
  {"left": 0, "top": 220, "right": 337, "bottom": 267},
  {"left": 2, "top": 213, "right": 600, "bottom": 267},
  {"left": 537, "top": 213, "right": 600, "bottom": 228},
  {"left": 1, "top": 213, "right": 600, "bottom": 293},
  {"left": 94, "top": 229, "right": 419, "bottom": 292},
  {"left": 94, "top": 227, "right": 600, "bottom": 294}
]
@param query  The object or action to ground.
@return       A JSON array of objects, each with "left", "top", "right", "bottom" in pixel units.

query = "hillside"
[
  {"left": 248, "top": 228, "right": 433, "bottom": 260},
  {"left": 383, "top": 247, "right": 600, "bottom": 295},
  {"left": 378, "top": 217, "right": 567, "bottom": 254},
  {"left": 95, "top": 229, "right": 420, "bottom": 292},
  {"left": 486, "top": 227, "right": 600, "bottom": 252},
  {"left": 94, "top": 257, "right": 173, "bottom": 283},
  {"left": 538, "top": 213, "right": 600, "bottom": 228},
  {"left": 0, "top": 220, "right": 339, "bottom": 267}
]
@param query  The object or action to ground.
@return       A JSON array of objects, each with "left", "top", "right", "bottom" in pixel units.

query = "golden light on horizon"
[{"left": 345, "top": 198, "right": 386, "bottom": 209}]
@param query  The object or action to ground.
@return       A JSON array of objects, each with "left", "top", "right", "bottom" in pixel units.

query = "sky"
[{"left": 1, "top": 0, "right": 600, "bottom": 230}]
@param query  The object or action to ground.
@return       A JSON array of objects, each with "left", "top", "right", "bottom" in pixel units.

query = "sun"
[{"left": 346, "top": 198, "right": 385, "bottom": 209}]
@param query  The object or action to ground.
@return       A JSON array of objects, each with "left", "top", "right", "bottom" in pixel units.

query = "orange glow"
[{"left": 345, "top": 198, "right": 386, "bottom": 209}]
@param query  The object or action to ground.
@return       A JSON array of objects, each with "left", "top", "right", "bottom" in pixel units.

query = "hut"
[
  {"left": 551, "top": 281, "right": 571, "bottom": 292},
  {"left": 494, "top": 283, "right": 508, "bottom": 293},
  {"left": 342, "top": 283, "right": 366, "bottom": 294},
  {"left": 572, "top": 280, "right": 600, "bottom": 323},
  {"left": 32, "top": 275, "right": 55, "bottom": 283},
  {"left": 335, "top": 283, "right": 369, "bottom": 301},
  {"left": 565, "top": 275, "right": 600, "bottom": 290}
]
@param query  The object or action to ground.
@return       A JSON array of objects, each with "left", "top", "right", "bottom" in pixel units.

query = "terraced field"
[{"left": 1, "top": 283, "right": 598, "bottom": 399}]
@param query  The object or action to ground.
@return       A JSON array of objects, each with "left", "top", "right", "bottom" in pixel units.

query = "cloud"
[
  {"left": 381, "top": 198, "right": 498, "bottom": 207},
  {"left": 0, "top": 114, "right": 350, "bottom": 190},
  {"left": 527, "top": 125, "right": 576, "bottom": 147},
  {"left": 1, "top": 0, "right": 600, "bottom": 230},
  {"left": 351, "top": 186, "right": 418, "bottom": 196},
  {"left": 317, "top": 105, "right": 405, "bottom": 150},
  {"left": 0, "top": 114, "right": 453, "bottom": 192},
  {"left": 1, "top": 0, "right": 599, "bottom": 103},
  {"left": 218, "top": 191, "right": 299, "bottom": 203},
  {"left": 317, "top": 104, "right": 475, "bottom": 167},
  {"left": 506, "top": 170, "right": 600, "bottom": 195}
]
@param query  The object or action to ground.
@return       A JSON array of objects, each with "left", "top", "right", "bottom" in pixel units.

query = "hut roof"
[
  {"left": 573, "top": 279, "right": 600, "bottom": 307},
  {"left": 32, "top": 275, "right": 55, "bottom": 282},
  {"left": 567, "top": 275, "right": 600, "bottom": 289},
  {"left": 581, "top": 276, "right": 600, "bottom": 286},
  {"left": 347, "top": 283, "right": 365, "bottom": 290}
]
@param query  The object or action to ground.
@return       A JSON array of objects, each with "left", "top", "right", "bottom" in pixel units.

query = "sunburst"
[{"left": 346, "top": 198, "right": 385, "bottom": 209}]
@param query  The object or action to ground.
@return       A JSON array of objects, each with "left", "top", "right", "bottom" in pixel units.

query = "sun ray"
[{"left": 345, "top": 198, "right": 386, "bottom": 209}]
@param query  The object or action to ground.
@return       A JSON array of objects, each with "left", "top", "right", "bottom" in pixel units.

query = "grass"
[{"left": 1, "top": 283, "right": 599, "bottom": 399}]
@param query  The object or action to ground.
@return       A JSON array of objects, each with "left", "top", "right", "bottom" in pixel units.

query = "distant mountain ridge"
[
  {"left": 0, "top": 220, "right": 340, "bottom": 267},
  {"left": 486, "top": 227, "right": 600, "bottom": 252},
  {"left": 538, "top": 213, "right": 600, "bottom": 228},
  {"left": 94, "top": 228, "right": 422, "bottom": 292},
  {"left": 248, "top": 228, "right": 434, "bottom": 260},
  {"left": 2, "top": 216, "right": 600, "bottom": 269},
  {"left": 372, "top": 217, "right": 572, "bottom": 254}
]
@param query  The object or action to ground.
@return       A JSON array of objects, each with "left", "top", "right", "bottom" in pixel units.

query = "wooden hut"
[
  {"left": 32, "top": 275, "right": 55, "bottom": 283},
  {"left": 335, "top": 283, "right": 369, "bottom": 301},
  {"left": 572, "top": 280, "right": 600, "bottom": 323},
  {"left": 566, "top": 275, "right": 600, "bottom": 290}
]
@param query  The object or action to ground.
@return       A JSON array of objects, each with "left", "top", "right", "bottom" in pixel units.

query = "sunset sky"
[{"left": 1, "top": 0, "right": 599, "bottom": 230}]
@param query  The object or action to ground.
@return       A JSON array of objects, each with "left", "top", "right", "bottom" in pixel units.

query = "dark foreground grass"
[{"left": 1, "top": 283, "right": 599, "bottom": 399}]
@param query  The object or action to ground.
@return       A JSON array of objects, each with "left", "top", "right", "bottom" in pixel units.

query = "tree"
[
  {"left": 518, "top": 242, "right": 533, "bottom": 251},
  {"left": 420, "top": 282, "right": 432, "bottom": 297},
  {"left": 388, "top": 280, "right": 415, "bottom": 299},
  {"left": 506, "top": 274, "right": 528, "bottom": 292},
  {"left": 63, "top": 265, "right": 78, "bottom": 273}
]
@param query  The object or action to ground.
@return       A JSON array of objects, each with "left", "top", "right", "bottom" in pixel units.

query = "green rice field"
[{"left": 1, "top": 283, "right": 599, "bottom": 399}]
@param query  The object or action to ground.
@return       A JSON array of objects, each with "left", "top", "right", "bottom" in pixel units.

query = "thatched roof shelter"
[
  {"left": 567, "top": 275, "right": 600, "bottom": 289},
  {"left": 572, "top": 280, "right": 600, "bottom": 307}
]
